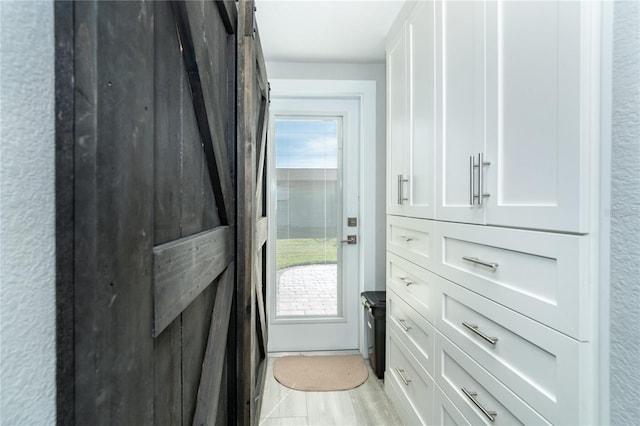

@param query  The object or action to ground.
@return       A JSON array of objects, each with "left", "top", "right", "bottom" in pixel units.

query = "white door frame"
[{"left": 267, "top": 79, "right": 377, "bottom": 358}]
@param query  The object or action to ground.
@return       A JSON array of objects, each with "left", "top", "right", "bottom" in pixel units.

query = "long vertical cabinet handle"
[
  {"left": 478, "top": 153, "right": 491, "bottom": 205},
  {"left": 477, "top": 153, "right": 484, "bottom": 206},
  {"left": 398, "top": 174, "right": 409, "bottom": 205},
  {"left": 469, "top": 156, "right": 475, "bottom": 205}
]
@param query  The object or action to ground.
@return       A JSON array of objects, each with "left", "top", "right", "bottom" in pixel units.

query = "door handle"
[{"left": 341, "top": 235, "right": 357, "bottom": 244}]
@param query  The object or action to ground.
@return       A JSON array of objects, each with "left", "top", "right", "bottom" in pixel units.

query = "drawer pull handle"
[
  {"left": 462, "top": 387, "right": 497, "bottom": 422},
  {"left": 398, "top": 235, "right": 413, "bottom": 242},
  {"left": 397, "top": 319, "right": 411, "bottom": 332},
  {"left": 462, "top": 256, "right": 499, "bottom": 271},
  {"left": 395, "top": 368, "right": 411, "bottom": 386},
  {"left": 462, "top": 322, "right": 498, "bottom": 345},
  {"left": 399, "top": 276, "right": 413, "bottom": 286}
]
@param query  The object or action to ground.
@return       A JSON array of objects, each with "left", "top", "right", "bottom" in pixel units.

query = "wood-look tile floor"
[{"left": 259, "top": 358, "right": 403, "bottom": 426}]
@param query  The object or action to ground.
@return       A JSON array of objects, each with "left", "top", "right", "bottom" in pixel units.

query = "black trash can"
[{"left": 361, "top": 291, "right": 386, "bottom": 379}]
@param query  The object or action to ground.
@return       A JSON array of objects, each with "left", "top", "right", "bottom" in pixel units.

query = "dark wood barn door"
[
  {"left": 55, "top": 1, "right": 268, "bottom": 424},
  {"left": 237, "top": 1, "right": 270, "bottom": 423}
]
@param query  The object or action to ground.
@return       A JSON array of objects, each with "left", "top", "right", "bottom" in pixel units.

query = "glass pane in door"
[{"left": 274, "top": 118, "right": 340, "bottom": 318}]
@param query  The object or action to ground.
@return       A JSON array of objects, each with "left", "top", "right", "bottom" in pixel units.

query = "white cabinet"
[
  {"left": 387, "top": 1, "right": 435, "bottom": 219},
  {"left": 435, "top": 0, "right": 486, "bottom": 225},
  {"left": 433, "top": 221, "right": 590, "bottom": 340},
  {"left": 435, "top": 0, "right": 597, "bottom": 233},
  {"left": 435, "top": 276, "right": 595, "bottom": 425},
  {"left": 483, "top": 0, "right": 596, "bottom": 233},
  {"left": 385, "top": 1, "right": 601, "bottom": 424},
  {"left": 387, "top": 25, "right": 408, "bottom": 215}
]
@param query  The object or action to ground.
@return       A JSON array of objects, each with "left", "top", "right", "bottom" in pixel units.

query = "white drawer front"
[
  {"left": 387, "top": 252, "right": 436, "bottom": 324},
  {"left": 387, "top": 215, "right": 435, "bottom": 268},
  {"left": 434, "top": 384, "right": 470, "bottom": 426},
  {"left": 436, "top": 277, "right": 589, "bottom": 425},
  {"left": 386, "top": 368, "right": 425, "bottom": 426},
  {"left": 388, "top": 289, "right": 435, "bottom": 376},
  {"left": 388, "top": 330, "right": 434, "bottom": 425},
  {"left": 435, "top": 332, "right": 551, "bottom": 425},
  {"left": 433, "top": 221, "right": 589, "bottom": 340}
]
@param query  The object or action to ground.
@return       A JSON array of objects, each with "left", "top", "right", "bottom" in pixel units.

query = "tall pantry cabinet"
[{"left": 385, "top": 1, "right": 603, "bottom": 425}]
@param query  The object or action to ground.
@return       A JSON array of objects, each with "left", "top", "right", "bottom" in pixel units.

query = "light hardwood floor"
[{"left": 259, "top": 358, "right": 403, "bottom": 426}]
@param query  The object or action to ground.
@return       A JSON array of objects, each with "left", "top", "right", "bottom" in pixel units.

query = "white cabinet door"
[
  {"left": 387, "top": 25, "right": 408, "bottom": 216},
  {"left": 388, "top": 2, "right": 436, "bottom": 219},
  {"left": 406, "top": 1, "right": 436, "bottom": 218},
  {"left": 484, "top": 1, "right": 595, "bottom": 233},
  {"left": 435, "top": 0, "right": 486, "bottom": 224}
]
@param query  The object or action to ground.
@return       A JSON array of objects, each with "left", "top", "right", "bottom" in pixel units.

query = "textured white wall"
[
  {"left": 610, "top": 1, "right": 640, "bottom": 424},
  {"left": 266, "top": 62, "right": 387, "bottom": 292},
  {"left": 0, "top": 1, "right": 57, "bottom": 423}
]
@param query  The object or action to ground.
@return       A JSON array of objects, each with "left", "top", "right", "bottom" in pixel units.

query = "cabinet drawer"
[
  {"left": 388, "top": 289, "right": 435, "bottom": 376},
  {"left": 433, "top": 221, "right": 589, "bottom": 340},
  {"left": 434, "top": 384, "right": 470, "bottom": 426},
  {"left": 386, "top": 368, "right": 424, "bottom": 426},
  {"left": 388, "top": 330, "right": 434, "bottom": 426},
  {"left": 387, "top": 252, "right": 436, "bottom": 324},
  {"left": 435, "top": 332, "right": 550, "bottom": 425},
  {"left": 436, "top": 277, "right": 590, "bottom": 425},
  {"left": 387, "top": 215, "right": 435, "bottom": 268}
]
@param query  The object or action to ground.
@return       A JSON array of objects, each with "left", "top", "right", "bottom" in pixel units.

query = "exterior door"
[{"left": 267, "top": 97, "right": 360, "bottom": 352}]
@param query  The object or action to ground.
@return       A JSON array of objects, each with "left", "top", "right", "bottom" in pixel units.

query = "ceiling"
[{"left": 254, "top": 0, "right": 405, "bottom": 63}]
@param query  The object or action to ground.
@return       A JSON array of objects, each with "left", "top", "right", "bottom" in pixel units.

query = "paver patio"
[{"left": 276, "top": 264, "right": 337, "bottom": 316}]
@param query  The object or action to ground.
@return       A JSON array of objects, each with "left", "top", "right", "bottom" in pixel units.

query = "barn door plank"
[
  {"left": 153, "top": 2, "right": 185, "bottom": 423},
  {"left": 153, "top": 226, "right": 233, "bottom": 336},
  {"left": 54, "top": 1, "right": 75, "bottom": 423},
  {"left": 238, "top": 1, "right": 258, "bottom": 423},
  {"left": 216, "top": 0, "right": 238, "bottom": 35},
  {"left": 255, "top": 95, "right": 269, "bottom": 210},
  {"left": 254, "top": 257, "right": 268, "bottom": 358},
  {"left": 171, "top": 0, "right": 234, "bottom": 226},
  {"left": 73, "top": 1, "right": 155, "bottom": 424},
  {"left": 236, "top": 0, "right": 255, "bottom": 425},
  {"left": 238, "top": 1, "right": 270, "bottom": 423},
  {"left": 192, "top": 265, "right": 235, "bottom": 426}
]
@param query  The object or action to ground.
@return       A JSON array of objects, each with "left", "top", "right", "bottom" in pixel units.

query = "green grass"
[{"left": 276, "top": 238, "right": 337, "bottom": 270}]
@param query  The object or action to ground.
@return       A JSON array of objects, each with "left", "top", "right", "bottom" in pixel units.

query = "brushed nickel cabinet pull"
[
  {"left": 470, "top": 154, "right": 491, "bottom": 206},
  {"left": 462, "top": 256, "right": 499, "bottom": 271},
  {"left": 462, "top": 321, "right": 498, "bottom": 345},
  {"left": 477, "top": 153, "right": 484, "bottom": 206},
  {"left": 398, "top": 235, "right": 413, "bottom": 242},
  {"left": 397, "top": 318, "right": 411, "bottom": 332},
  {"left": 478, "top": 153, "right": 491, "bottom": 206},
  {"left": 399, "top": 276, "right": 413, "bottom": 286},
  {"left": 462, "top": 387, "right": 497, "bottom": 422},
  {"left": 470, "top": 155, "right": 475, "bottom": 205},
  {"left": 395, "top": 368, "right": 411, "bottom": 386},
  {"left": 398, "top": 174, "right": 409, "bottom": 205}
]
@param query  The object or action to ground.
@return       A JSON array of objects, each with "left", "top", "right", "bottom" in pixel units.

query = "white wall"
[
  {"left": 0, "top": 1, "right": 57, "bottom": 423},
  {"left": 609, "top": 1, "right": 640, "bottom": 424},
  {"left": 266, "top": 62, "right": 387, "bottom": 292}
]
